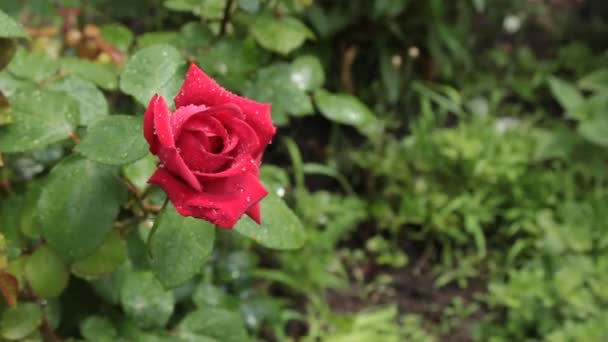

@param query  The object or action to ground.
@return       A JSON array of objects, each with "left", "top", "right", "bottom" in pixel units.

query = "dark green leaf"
[
  {"left": 60, "top": 57, "right": 118, "bottom": 90},
  {"left": 123, "top": 153, "right": 157, "bottom": 191},
  {"left": 100, "top": 24, "right": 133, "bottom": 52},
  {"left": 75, "top": 115, "right": 148, "bottom": 165},
  {"left": 243, "top": 63, "right": 313, "bottom": 125},
  {"left": 150, "top": 204, "right": 216, "bottom": 288},
  {"left": 238, "top": 0, "right": 260, "bottom": 12},
  {"left": 120, "top": 271, "right": 175, "bottom": 329},
  {"left": 137, "top": 31, "right": 179, "bottom": 50},
  {"left": 0, "top": 89, "right": 79, "bottom": 153},
  {"left": 177, "top": 307, "right": 248, "bottom": 342},
  {"left": 48, "top": 76, "right": 108, "bottom": 126},
  {"left": 24, "top": 246, "right": 69, "bottom": 298},
  {"left": 80, "top": 316, "right": 117, "bottom": 341},
  {"left": 252, "top": 15, "right": 314, "bottom": 55},
  {"left": 38, "top": 156, "right": 126, "bottom": 261},
  {"left": 0, "top": 303, "right": 42, "bottom": 340},
  {"left": 234, "top": 193, "right": 306, "bottom": 250},
  {"left": 7, "top": 49, "right": 58, "bottom": 82},
  {"left": 578, "top": 68, "right": 608, "bottom": 92},
  {"left": 314, "top": 89, "right": 380, "bottom": 138},
  {"left": 578, "top": 115, "right": 608, "bottom": 146},
  {"left": 290, "top": 55, "right": 325, "bottom": 91},
  {"left": 0, "top": 9, "right": 27, "bottom": 38},
  {"left": 548, "top": 76, "right": 585, "bottom": 120},
  {"left": 119, "top": 44, "right": 185, "bottom": 107},
  {"left": 71, "top": 230, "right": 127, "bottom": 279}
]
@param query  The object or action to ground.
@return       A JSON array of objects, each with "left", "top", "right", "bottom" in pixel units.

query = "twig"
[
  {"left": 219, "top": 0, "right": 234, "bottom": 36},
  {"left": 341, "top": 45, "right": 358, "bottom": 94},
  {"left": 69, "top": 131, "right": 80, "bottom": 144}
]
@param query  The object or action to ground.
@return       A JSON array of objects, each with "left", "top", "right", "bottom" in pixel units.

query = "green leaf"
[
  {"left": 48, "top": 76, "right": 108, "bottom": 126},
  {"left": 164, "top": 0, "right": 226, "bottom": 18},
  {"left": 0, "top": 89, "right": 79, "bottom": 153},
  {"left": 252, "top": 15, "right": 314, "bottom": 55},
  {"left": 0, "top": 9, "right": 27, "bottom": 38},
  {"left": 60, "top": 57, "right": 118, "bottom": 90},
  {"left": 578, "top": 115, "right": 608, "bottom": 146},
  {"left": 314, "top": 89, "right": 380, "bottom": 138},
  {"left": 123, "top": 153, "right": 157, "bottom": 191},
  {"left": 548, "top": 76, "right": 586, "bottom": 120},
  {"left": 0, "top": 303, "right": 42, "bottom": 340},
  {"left": 244, "top": 64, "right": 313, "bottom": 125},
  {"left": 290, "top": 55, "right": 325, "bottom": 91},
  {"left": 176, "top": 22, "right": 214, "bottom": 54},
  {"left": 578, "top": 68, "right": 608, "bottom": 92},
  {"left": 80, "top": 316, "right": 117, "bottom": 341},
  {"left": 19, "top": 181, "right": 44, "bottom": 238},
  {"left": 100, "top": 24, "right": 133, "bottom": 52},
  {"left": 177, "top": 307, "right": 248, "bottom": 342},
  {"left": 197, "top": 38, "right": 265, "bottom": 81},
  {"left": 24, "top": 246, "right": 69, "bottom": 298},
  {"left": 119, "top": 44, "right": 186, "bottom": 107},
  {"left": 137, "top": 31, "right": 179, "bottom": 50},
  {"left": 150, "top": 204, "right": 216, "bottom": 288},
  {"left": 71, "top": 230, "right": 127, "bottom": 279},
  {"left": 38, "top": 156, "right": 126, "bottom": 261},
  {"left": 75, "top": 115, "right": 148, "bottom": 165},
  {"left": 120, "top": 271, "right": 175, "bottom": 329},
  {"left": 238, "top": 0, "right": 260, "bottom": 12},
  {"left": 234, "top": 193, "right": 306, "bottom": 250},
  {"left": 7, "top": 49, "right": 58, "bottom": 82}
]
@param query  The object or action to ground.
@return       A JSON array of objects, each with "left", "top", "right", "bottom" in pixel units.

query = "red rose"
[{"left": 143, "top": 64, "right": 276, "bottom": 229}]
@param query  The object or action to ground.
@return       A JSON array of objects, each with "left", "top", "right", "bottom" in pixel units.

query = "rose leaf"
[
  {"left": 149, "top": 203, "right": 216, "bottom": 289},
  {"left": 75, "top": 115, "right": 148, "bottom": 165},
  {"left": 234, "top": 193, "right": 306, "bottom": 250}
]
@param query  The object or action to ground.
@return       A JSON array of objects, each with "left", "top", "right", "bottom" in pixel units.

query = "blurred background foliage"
[{"left": 1, "top": 0, "right": 608, "bottom": 341}]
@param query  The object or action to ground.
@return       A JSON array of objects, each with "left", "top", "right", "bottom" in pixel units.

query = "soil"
[{"left": 325, "top": 252, "right": 488, "bottom": 342}]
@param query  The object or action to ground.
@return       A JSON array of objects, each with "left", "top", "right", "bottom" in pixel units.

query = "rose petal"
[
  {"left": 148, "top": 168, "right": 197, "bottom": 215},
  {"left": 245, "top": 203, "right": 262, "bottom": 224},
  {"left": 143, "top": 94, "right": 160, "bottom": 154},
  {"left": 153, "top": 96, "right": 174, "bottom": 149},
  {"left": 193, "top": 155, "right": 257, "bottom": 180},
  {"left": 184, "top": 115, "right": 230, "bottom": 153},
  {"left": 170, "top": 104, "right": 207, "bottom": 139},
  {"left": 174, "top": 64, "right": 276, "bottom": 156},
  {"left": 149, "top": 168, "right": 268, "bottom": 228},
  {"left": 186, "top": 172, "right": 268, "bottom": 228},
  {"left": 158, "top": 147, "right": 202, "bottom": 191},
  {"left": 177, "top": 130, "right": 232, "bottom": 173},
  {"left": 218, "top": 116, "right": 260, "bottom": 156}
]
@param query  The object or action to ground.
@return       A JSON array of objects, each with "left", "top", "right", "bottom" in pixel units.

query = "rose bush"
[{"left": 144, "top": 64, "right": 276, "bottom": 228}]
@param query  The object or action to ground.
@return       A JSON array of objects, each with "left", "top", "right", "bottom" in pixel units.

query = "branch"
[{"left": 219, "top": 0, "right": 234, "bottom": 36}]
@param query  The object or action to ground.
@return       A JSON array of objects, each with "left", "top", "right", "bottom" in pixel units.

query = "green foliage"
[
  {"left": 75, "top": 115, "right": 148, "bottom": 165},
  {"left": 119, "top": 44, "right": 185, "bottom": 106},
  {"left": 150, "top": 204, "right": 216, "bottom": 288},
  {"left": 1, "top": 0, "right": 608, "bottom": 340}
]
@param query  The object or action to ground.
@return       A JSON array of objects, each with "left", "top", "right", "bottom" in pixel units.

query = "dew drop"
[
  {"left": 276, "top": 187, "right": 286, "bottom": 197},
  {"left": 246, "top": 196, "right": 251, "bottom": 203}
]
